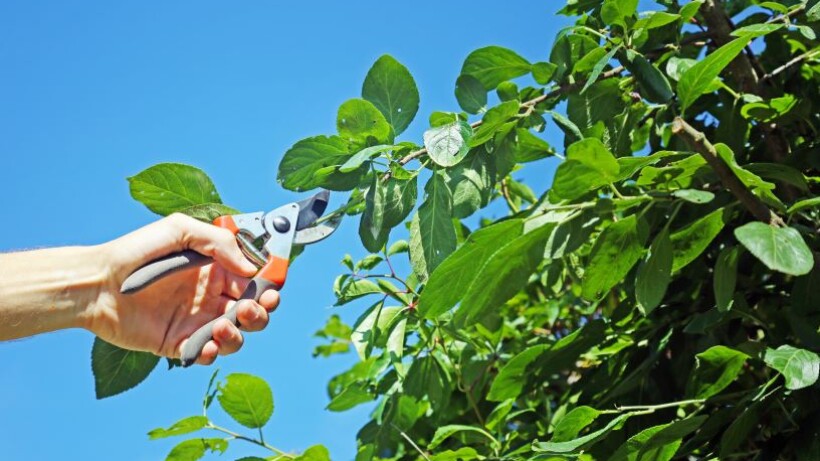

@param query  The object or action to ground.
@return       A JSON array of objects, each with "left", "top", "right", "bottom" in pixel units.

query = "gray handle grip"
[
  {"left": 121, "top": 250, "right": 212, "bottom": 294},
  {"left": 179, "top": 276, "right": 280, "bottom": 367}
]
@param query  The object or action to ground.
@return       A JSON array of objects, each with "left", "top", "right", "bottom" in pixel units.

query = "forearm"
[{"left": 0, "top": 245, "right": 110, "bottom": 340}]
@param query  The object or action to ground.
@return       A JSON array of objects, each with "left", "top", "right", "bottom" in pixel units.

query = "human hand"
[{"left": 90, "top": 213, "right": 280, "bottom": 365}]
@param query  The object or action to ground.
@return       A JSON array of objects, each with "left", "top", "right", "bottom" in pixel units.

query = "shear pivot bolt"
[{"left": 272, "top": 216, "right": 291, "bottom": 233}]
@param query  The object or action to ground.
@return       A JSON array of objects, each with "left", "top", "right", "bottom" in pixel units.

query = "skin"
[{"left": 0, "top": 213, "right": 280, "bottom": 365}]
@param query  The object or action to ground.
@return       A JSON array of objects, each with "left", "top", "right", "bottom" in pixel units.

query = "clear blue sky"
[{"left": 0, "top": 1, "right": 570, "bottom": 459}]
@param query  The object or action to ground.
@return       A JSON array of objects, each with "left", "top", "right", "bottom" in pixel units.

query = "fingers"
[
  {"left": 167, "top": 213, "right": 257, "bottom": 277},
  {"left": 189, "top": 295, "right": 280, "bottom": 365}
]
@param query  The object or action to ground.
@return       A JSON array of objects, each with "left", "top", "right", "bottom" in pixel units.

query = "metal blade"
[
  {"left": 293, "top": 216, "right": 341, "bottom": 245},
  {"left": 295, "top": 190, "right": 330, "bottom": 231}
]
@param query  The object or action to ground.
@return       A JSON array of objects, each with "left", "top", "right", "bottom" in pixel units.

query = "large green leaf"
[
  {"left": 734, "top": 222, "right": 813, "bottom": 276},
  {"left": 455, "top": 74, "right": 487, "bottom": 114},
  {"left": 550, "top": 33, "right": 599, "bottom": 82},
  {"left": 445, "top": 151, "right": 492, "bottom": 219},
  {"left": 128, "top": 163, "right": 221, "bottom": 216},
  {"left": 423, "top": 121, "right": 473, "bottom": 167},
  {"left": 454, "top": 221, "right": 556, "bottom": 326},
  {"left": 582, "top": 215, "right": 645, "bottom": 300},
  {"left": 277, "top": 135, "right": 362, "bottom": 192},
  {"left": 418, "top": 219, "right": 523, "bottom": 318},
  {"left": 764, "top": 345, "right": 820, "bottom": 390},
  {"left": 687, "top": 346, "right": 748, "bottom": 399},
  {"left": 293, "top": 445, "right": 331, "bottom": 461},
  {"left": 217, "top": 373, "right": 274, "bottom": 429},
  {"left": 601, "top": 0, "right": 638, "bottom": 26},
  {"left": 359, "top": 176, "right": 417, "bottom": 252},
  {"left": 622, "top": 50, "right": 673, "bottom": 103},
  {"left": 469, "top": 100, "right": 520, "bottom": 147},
  {"left": 404, "top": 355, "right": 452, "bottom": 411},
  {"left": 148, "top": 416, "right": 208, "bottom": 440},
  {"left": 635, "top": 228, "right": 672, "bottom": 314},
  {"left": 340, "top": 144, "right": 396, "bottom": 173},
  {"left": 488, "top": 321, "right": 605, "bottom": 401},
  {"left": 552, "top": 406, "right": 601, "bottom": 442},
  {"left": 409, "top": 174, "right": 457, "bottom": 281},
  {"left": 460, "top": 45, "right": 531, "bottom": 91},
  {"left": 625, "top": 416, "right": 706, "bottom": 461},
  {"left": 514, "top": 128, "right": 555, "bottom": 163},
  {"left": 165, "top": 438, "right": 227, "bottom": 461},
  {"left": 92, "top": 338, "right": 159, "bottom": 399},
  {"left": 670, "top": 208, "right": 726, "bottom": 272},
  {"left": 337, "top": 98, "right": 392, "bottom": 146},
  {"left": 326, "top": 382, "right": 375, "bottom": 411},
  {"left": 533, "top": 412, "right": 636, "bottom": 454},
  {"left": 714, "top": 246, "right": 740, "bottom": 312},
  {"left": 362, "top": 54, "right": 419, "bottom": 136},
  {"left": 677, "top": 36, "right": 752, "bottom": 112},
  {"left": 552, "top": 138, "right": 619, "bottom": 201}
]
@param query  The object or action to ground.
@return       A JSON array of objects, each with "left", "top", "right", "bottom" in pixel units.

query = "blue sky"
[{"left": 0, "top": 1, "right": 571, "bottom": 459}]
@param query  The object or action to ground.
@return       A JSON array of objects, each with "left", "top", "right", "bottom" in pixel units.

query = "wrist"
[{"left": 0, "top": 245, "right": 111, "bottom": 340}]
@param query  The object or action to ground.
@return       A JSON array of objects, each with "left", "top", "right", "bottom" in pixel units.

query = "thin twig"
[
  {"left": 206, "top": 424, "right": 294, "bottom": 458},
  {"left": 762, "top": 48, "right": 820, "bottom": 81},
  {"left": 671, "top": 117, "right": 785, "bottom": 227},
  {"left": 615, "top": 398, "right": 705, "bottom": 411},
  {"left": 392, "top": 424, "right": 432, "bottom": 461}
]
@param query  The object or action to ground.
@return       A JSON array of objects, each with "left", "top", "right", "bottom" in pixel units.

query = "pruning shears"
[{"left": 120, "top": 190, "right": 340, "bottom": 367}]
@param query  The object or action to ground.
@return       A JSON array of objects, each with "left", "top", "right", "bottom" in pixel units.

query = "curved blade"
[
  {"left": 295, "top": 190, "right": 330, "bottom": 231},
  {"left": 293, "top": 216, "right": 342, "bottom": 245}
]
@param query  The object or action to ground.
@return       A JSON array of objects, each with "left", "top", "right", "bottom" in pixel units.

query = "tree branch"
[
  {"left": 380, "top": 67, "right": 625, "bottom": 180},
  {"left": 672, "top": 117, "right": 784, "bottom": 227},
  {"left": 762, "top": 48, "right": 820, "bottom": 82}
]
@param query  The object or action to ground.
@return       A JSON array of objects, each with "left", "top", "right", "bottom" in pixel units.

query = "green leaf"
[
  {"left": 334, "top": 278, "right": 382, "bottom": 306},
  {"left": 418, "top": 219, "right": 523, "bottom": 318},
  {"left": 809, "top": 0, "right": 820, "bottom": 22},
  {"left": 430, "top": 448, "right": 479, "bottom": 461},
  {"left": 688, "top": 346, "right": 749, "bottom": 399},
  {"left": 488, "top": 321, "right": 606, "bottom": 401},
  {"left": 409, "top": 174, "right": 457, "bottom": 280},
  {"left": 217, "top": 373, "right": 274, "bottom": 429},
  {"left": 635, "top": 416, "right": 707, "bottom": 461},
  {"left": 714, "top": 246, "right": 740, "bottom": 312},
  {"left": 551, "top": 33, "right": 600, "bottom": 82},
  {"left": 734, "top": 222, "right": 813, "bottom": 276},
  {"left": 515, "top": 128, "right": 555, "bottom": 163},
  {"left": 92, "top": 337, "right": 159, "bottom": 399},
  {"left": 581, "top": 45, "right": 621, "bottom": 94},
  {"left": 741, "top": 94, "right": 798, "bottom": 123},
  {"left": 533, "top": 412, "right": 636, "bottom": 454},
  {"left": 387, "top": 239, "right": 409, "bottom": 256},
  {"left": 446, "top": 151, "right": 492, "bottom": 218},
  {"left": 362, "top": 54, "right": 419, "bottom": 136},
  {"left": 327, "top": 382, "right": 375, "bottom": 411},
  {"left": 148, "top": 416, "right": 208, "bottom": 440},
  {"left": 532, "top": 61, "right": 558, "bottom": 84},
  {"left": 582, "top": 215, "right": 645, "bottom": 301},
  {"left": 165, "top": 438, "right": 227, "bottom": 461},
  {"left": 671, "top": 189, "right": 715, "bottom": 204},
  {"left": 635, "top": 228, "right": 672, "bottom": 314},
  {"left": 634, "top": 11, "right": 680, "bottom": 30},
  {"left": 670, "top": 208, "right": 726, "bottom": 272},
  {"left": 469, "top": 100, "right": 520, "bottom": 147},
  {"left": 337, "top": 98, "right": 392, "bottom": 146},
  {"left": 423, "top": 121, "right": 473, "bottom": 167},
  {"left": 552, "top": 406, "right": 601, "bottom": 442},
  {"left": 461, "top": 45, "right": 532, "bottom": 91},
  {"left": 277, "top": 135, "right": 362, "bottom": 192},
  {"left": 714, "top": 143, "right": 783, "bottom": 209},
  {"left": 340, "top": 144, "right": 396, "bottom": 173},
  {"left": 552, "top": 138, "right": 619, "bottom": 201},
  {"left": 623, "top": 50, "right": 674, "bottom": 103},
  {"left": 679, "top": 0, "right": 704, "bottom": 22},
  {"left": 455, "top": 74, "right": 487, "bottom": 114},
  {"left": 731, "top": 23, "right": 784, "bottom": 38},
  {"left": 787, "top": 197, "right": 820, "bottom": 215},
  {"left": 601, "top": 0, "right": 638, "bottom": 26},
  {"left": 177, "top": 203, "right": 239, "bottom": 222},
  {"left": 428, "top": 424, "right": 499, "bottom": 450},
  {"left": 454, "top": 221, "right": 556, "bottom": 326},
  {"left": 293, "top": 445, "right": 331, "bottom": 461},
  {"left": 677, "top": 36, "right": 752, "bottom": 112},
  {"left": 359, "top": 176, "right": 417, "bottom": 252},
  {"left": 404, "top": 355, "right": 452, "bottom": 411},
  {"left": 764, "top": 345, "right": 820, "bottom": 390},
  {"left": 128, "top": 163, "right": 221, "bottom": 216}
]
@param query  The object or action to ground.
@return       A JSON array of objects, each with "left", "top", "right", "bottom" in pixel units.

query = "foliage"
[
  {"left": 96, "top": 0, "right": 820, "bottom": 459},
  {"left": 148, "top": 370, "right": 327, "bottom": 461}
]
